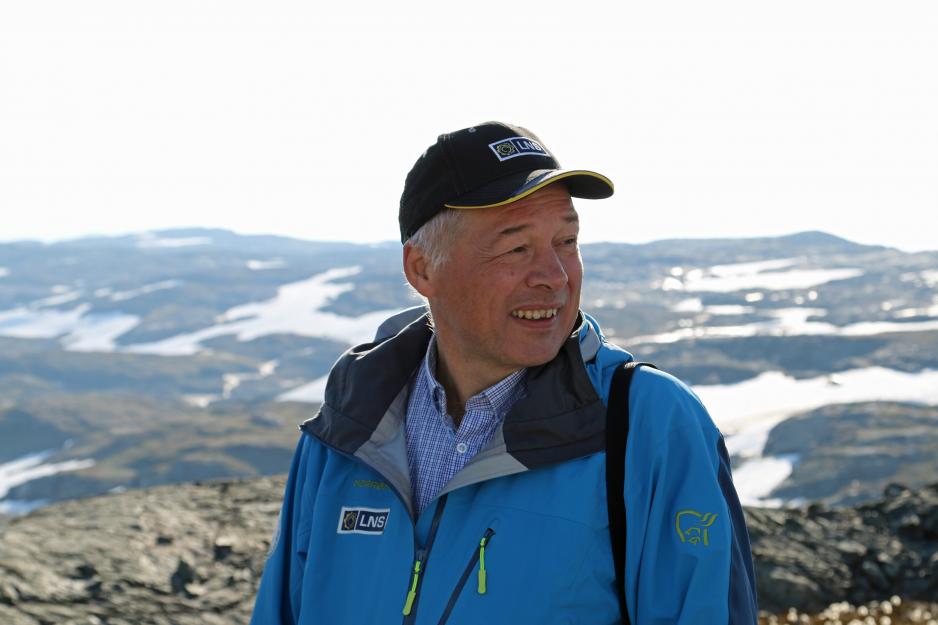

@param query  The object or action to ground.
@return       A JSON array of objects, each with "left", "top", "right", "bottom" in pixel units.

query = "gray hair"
[
  {"left": 404, "top": 208, "right": 466, "bottom": 325},
  {"left": 405, "top": 208, "right": 466, "bottom": 270}
]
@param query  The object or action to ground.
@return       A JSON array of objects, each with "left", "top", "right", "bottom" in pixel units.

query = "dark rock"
[
  {"left": 806, "top": 502, "right": 825, "bottom": 517},
  {"left": 85, "top": 579, "right": 103, "bottom": 597},
  {"left": 860, "top": 560, "right": 889, "bottom": 590},
  {"left": 897, "top": 513, "right": 922, "bottom": 538},
  {"left": 833, "top": 540, "right": 867, "bottom": 563},
  {"left": 0, "top": 581, "right": 19, "bottom": 605},
  {"left": 921, "top": 504, "right": 938, "bottom": 537},
  {"left": 746, "top": 481, "right": 938, "bottom": 612},
  {"left": 884, "top": 482, "right": 911, "bottom": 499},
  {"left": 879, "top": 556, "right": 902, "bottom": 581},
  {"left": 170, "top": 559, "right": 197, "bottom": 594},
  {"left": 763, "top": 568, "right": 823, "bottom": 610},
  {"left": 214, "top": 536, "right": 235, "bottom": 561},
  {"left": 73, "top": 563, "right": 97, "bottom": 579}
]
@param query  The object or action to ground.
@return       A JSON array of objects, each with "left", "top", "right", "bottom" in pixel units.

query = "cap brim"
[{"left": 443, "top": 169, "right": 614, "bottom": 210}]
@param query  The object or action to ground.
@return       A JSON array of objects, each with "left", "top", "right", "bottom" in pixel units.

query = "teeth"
[{"left": 512, "top": 308, "right": 559, "bottom": 319}]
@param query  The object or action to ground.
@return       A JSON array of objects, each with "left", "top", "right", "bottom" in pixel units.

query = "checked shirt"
[{"left": 404, "top": 335, "right": 527, "bottom": 516}]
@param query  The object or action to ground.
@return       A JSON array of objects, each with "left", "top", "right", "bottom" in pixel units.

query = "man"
[{"left": 250, "top": 122, "right": 758, "bottom": 624}]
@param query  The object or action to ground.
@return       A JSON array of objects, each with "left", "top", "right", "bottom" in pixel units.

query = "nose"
[{"left": 526, "top": 247, "right": 568, "bottom": 291}]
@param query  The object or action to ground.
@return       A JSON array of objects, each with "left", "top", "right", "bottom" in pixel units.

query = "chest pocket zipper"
[{"left": 436, "top": 528, "right": 495, "bottom": 625}]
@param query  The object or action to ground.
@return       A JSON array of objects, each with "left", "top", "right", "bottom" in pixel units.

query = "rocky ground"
[
  {"left": 750, "top": 482, "right": 938, "bottom": 613},
  {"left": 0, "top": 477, "right": 279, "bottom": 625},
  {"left": 1, "top": 477, "right": 936, "bottom": 624}
]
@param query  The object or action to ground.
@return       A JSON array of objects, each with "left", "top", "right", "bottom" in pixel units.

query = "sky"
[{"left": 1, "top": 1, "right": 937, "bottom": 252}]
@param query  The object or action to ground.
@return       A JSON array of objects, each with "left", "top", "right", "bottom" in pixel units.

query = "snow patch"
[
  {"left": 695, "top": 367, "right": 938, "bottom": 507},
  {"left": 0, "top": 303, "right": 90, "bottom": 338},
  {"left": 215, "top": 361, "right": 280, "bottom": 401},
  {"left": 33, "top": 290, "right": 83, "bottom": 307},
  {"left": 278, "top": 372, "right": 330, "bottom": 404},
  {"left": 731, "top": 454, "right": 801, "bottom": 507},
  {"left": 685, "top": 267, "right": 863, "bottom": 293},
  {"left": 894, "top": 304, "right": 938, "bottom": 319},
  {"left": 110, "top": 280, "right": 180, "bottom": 302},
  {"left": 699, "top": 367, "right": 938, "bottom": 440},
  {"left": 183, "top": 394, "right": 219, "bottom": 408},
  {"left": 124, "top": 267, "right": 397, "bottom": 356},
  {"left": 630, "top": 306, "right": 938, "bottom": 344},
  {"left": 704, "top": 305, "right": 755, "bottom": 316},
  {"left": 0, "top": 302, "right": 140, "bottom": 352},
  {"left": 921, "top": 270, "right": 938, "bottom": 287},
  {"left": 0, "top": 450, "right": 96, "bottom": 515},
  {"left": 63, "top": 313, "right": 142, "bottom": 352},
  {"left": 247, "top": 258, "right": 286, "bottom": 270},
  {"left": 711, "top": 258, "right": 800, "bottom": 276},
  {"left": 671, "top": 298, "right": 703, "bottom": 313},
  {"left": 137, "top": 234, "right": 211, "bottom": 248},
  {"left": 659, "top": 258, "right": 864, "bottom": 293}
]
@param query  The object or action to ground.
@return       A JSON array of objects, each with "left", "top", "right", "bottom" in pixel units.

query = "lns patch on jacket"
[{"left": 336, "top": 507, "right": 390, "bottom": 535}]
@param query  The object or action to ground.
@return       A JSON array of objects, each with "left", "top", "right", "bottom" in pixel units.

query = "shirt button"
[{"left": 456, "top": 442, "right": 468, "bottom": 454}]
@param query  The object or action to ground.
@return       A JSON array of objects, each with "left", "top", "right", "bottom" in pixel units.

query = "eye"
[{"left": 508, "top": 245, "right": 527, "bottom": 255}]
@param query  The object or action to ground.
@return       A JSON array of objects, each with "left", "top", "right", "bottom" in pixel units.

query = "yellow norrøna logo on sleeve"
[{"left": 675, "top": 510, "right": 718, "bottom": 546}]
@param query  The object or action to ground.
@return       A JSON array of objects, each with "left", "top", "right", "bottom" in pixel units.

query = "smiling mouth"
[{"left": 510, "top": 307, "right": 560, "bottom": 320}]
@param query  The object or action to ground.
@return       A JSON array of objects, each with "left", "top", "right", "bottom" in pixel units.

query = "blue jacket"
[{"left": 250, "top": 311, "right": 758, "bottom": 624}]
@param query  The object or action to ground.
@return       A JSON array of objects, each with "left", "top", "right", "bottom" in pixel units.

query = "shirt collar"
[{"left": 420, "top": 333, "right": 526, "bottom": 422}]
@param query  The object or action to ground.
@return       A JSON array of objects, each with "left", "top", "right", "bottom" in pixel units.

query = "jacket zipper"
[
  {"left": 401, "top": 494, "right": 448, "bottom": 623},
  {"left": 435, "top": 528, "right": 496, "bottom": 625}
]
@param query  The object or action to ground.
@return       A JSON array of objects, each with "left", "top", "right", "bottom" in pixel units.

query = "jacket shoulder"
[{"left": 630, "top": 365, "right": 720, "bottom": 442}]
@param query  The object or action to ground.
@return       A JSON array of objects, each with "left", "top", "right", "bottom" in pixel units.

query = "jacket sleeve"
[
  {"left": 624, "top": 368, "right": 758, "bottom": 624},
  {"left": 250, "top": 434, "right": 320, "bottom": 625}
]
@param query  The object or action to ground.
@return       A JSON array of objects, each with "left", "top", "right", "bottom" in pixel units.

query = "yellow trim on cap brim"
[{"left": 443, "top": 170, "right": 614, "bottom": 210}]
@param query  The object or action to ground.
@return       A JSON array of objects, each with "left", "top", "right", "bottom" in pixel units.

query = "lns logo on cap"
[
  {"left": 488, "top": 136, "right": 549, "bottom": 162},
  {"left": 337, "top": 506, "right": 390, "bottom": 535}
]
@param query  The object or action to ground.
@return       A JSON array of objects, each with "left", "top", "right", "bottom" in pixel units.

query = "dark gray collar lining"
[{"left": 301, "top": 314, "right": 432, "bottom": 454}]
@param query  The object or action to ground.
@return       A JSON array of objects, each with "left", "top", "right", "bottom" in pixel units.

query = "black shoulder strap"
[{"left": 606, "top": 361, "right": 657, "bottom": 625}]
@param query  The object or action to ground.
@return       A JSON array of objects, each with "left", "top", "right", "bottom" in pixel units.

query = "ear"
[{"left": 403, "top": 242, "right": 436, "bottom": 298}]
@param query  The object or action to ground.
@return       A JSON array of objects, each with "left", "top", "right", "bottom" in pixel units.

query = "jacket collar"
[{"left": 301, "top": 312, "right": 606, "bottom": 470}]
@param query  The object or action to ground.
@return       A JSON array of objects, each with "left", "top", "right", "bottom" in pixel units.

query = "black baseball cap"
[{"left": 398, "top": 121, "right": 614, "bottom": 243}]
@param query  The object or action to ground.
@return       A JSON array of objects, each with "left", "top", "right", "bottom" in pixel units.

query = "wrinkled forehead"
[{"left": 454, "top": 198, "right": 579, "bottom": 250}]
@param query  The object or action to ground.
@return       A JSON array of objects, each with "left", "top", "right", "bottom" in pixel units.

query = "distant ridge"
[
  {"left": 37, "top": 228, "right": 378, "bottom": 255},
  {"left": 590, "top": 230, "right": 882, "bottom": 252},
  {"left": 0, "top": 228, "right": 884, "bottom": 252}
]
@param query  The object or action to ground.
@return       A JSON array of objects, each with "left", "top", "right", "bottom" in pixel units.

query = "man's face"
[{"left": 426, "top": 184, "right": 583, "bottom": 381}]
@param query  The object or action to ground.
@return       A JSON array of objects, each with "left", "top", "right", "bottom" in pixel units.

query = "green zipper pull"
[
  {"left": 402, "top": 558, "right": 422, "bottom": 615},
  {"left": 477, "top": 535, "right": 490, "bottom": 594}
]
